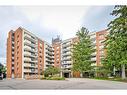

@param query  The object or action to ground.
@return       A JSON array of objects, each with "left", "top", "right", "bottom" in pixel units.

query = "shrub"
[
  {"left": 43, "top": 77, "right": 65, "bottom": 80},
  {"left": 44, "top": 66, "right": 60, "bottom": 77},
  {"left": 41, "top": 77, "right": 46, "bottom": 80}
]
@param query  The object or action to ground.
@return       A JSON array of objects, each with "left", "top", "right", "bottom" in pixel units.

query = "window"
[
  {"left": 17, "top": 40, "right": 19, "bottom": 44},
  {"left": 99, "top": 40, "right": 104, "bottom": 44},
  {"left": 57, "top": 47, "right": 59, "bottom": 49},
  {"left": 12, "top": 33, "right": 14, "bottom": 36},
  {"left": 12, "top": 44, "right": 14, "bottom": 47},
  {"left": 17, "top": 46, "right": 19, "bottom": 49},
  {"left": 57, "top": 55, "right": 59, "bottom": 57},
  {"left": 99, "top": 34, "right": 104, "bottom": 39},
  {"left": 17, "top": 35, "right": 19, "bottom": 38}
]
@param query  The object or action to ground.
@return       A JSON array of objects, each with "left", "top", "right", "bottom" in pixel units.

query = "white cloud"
[
  {"left": 0, "top": 6, "right": 114, "bottom": 64},
  {"left": 0, "top": 57, "right": 6, "bottom": 64},
  {"left": 19, "top": 6, "right": 91, "bottom": 40}
]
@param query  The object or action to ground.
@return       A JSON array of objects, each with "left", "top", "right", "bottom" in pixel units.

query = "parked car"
[{"left": 0, "top": 73, "right": 3, "bottom": 80}]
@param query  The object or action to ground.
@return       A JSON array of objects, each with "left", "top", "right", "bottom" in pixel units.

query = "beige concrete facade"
[{"left": 61, "top": 37, "right": 79, "bottom": 78}]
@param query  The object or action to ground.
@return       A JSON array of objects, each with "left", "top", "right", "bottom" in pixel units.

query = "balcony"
[
  {"left": 24, "top": 63, "right": 37, "bottom": 68},
  {"left": 24, "top": 68, "right": 38, "bottom": 73},
  {"left": 24, "top": 69, "right": 31, "bottom": 73},
  {"left": 91, "top": 57, "right": 96, "bottom": 61},
  {"left": 62, "top": 48, "right": 71, "bottom": 52},
  {"left": 90, "top": 34, "right": 96, "bottom": 39},
  {"left": 12, "top": 62, "right": 14, "bottom": 64},
  {"left": 62, "top": 52, "right": 71, "bottom": 57},
  {"left": 24, "top": 63, "right": 31, "bottom": 67},
  {"left": 24, "top": 41, "right": 37, "bottom": 48},
  {"left": 46, "top": 47, "right": 53, "bottom": 52},
  {"left": 12, "top": 41, "right": 14, "bottom": 45},
  {"left": 91, "top": 52, "right": 96, "bottom": 56},
  {"left": 12, "top": 67, "right": 14, "bottom": 69},
  {"left": 24, "top": 58, "right": 31, "bottom": 62},
  {"left": 62, "top": 57, "right": 71, "bottom": 61},
  {"left": 62, "top": 65, "right": 72, "bottom": 69},
  {"left": 99, "top": 45, "right": 104, "bottom": 49},
  {"left": 12, "top": 51, "right": 14, "bottom": 54},
  {"left": 24, "top": 45, "right": 31, "bottom": 49},
  {"left": 62, "top": 43, "right": 71, "bottom": 48},
  {"left": 45, "top": 50, "right": 53, "bottom": 56},
  {"left": 24, "top": 34, "right": 37, "bottom": 43},
  {"left": 62, "top": 60, "right": 72, "bottom": 65},
  {"left": 24, "top": 52, "right": 37, "bottom": 58},
  {"left": 91, "top": 63, "right": 96, "bottom": 66},
  {"left": 24, "top": 46, "right": 37, "bottom": 53},
  {"left": 30, "top": 60, "right": 38, "bottom": 63}
]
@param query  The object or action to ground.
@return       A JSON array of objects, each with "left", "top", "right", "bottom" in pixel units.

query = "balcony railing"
[
  {"left": 24, "top": 34, "right": 37, "bottom": 43},
  {"left": 62, "top": 43, "right": 71, "bottom": 48},
  {"left": 62, "top": 52, "right": 71, "bottom": 57},
  {"left": 24, "top": 41, "right": 37, "bottom": 48},
  {"left": 24, "top": 47, "right": 37, "bottom": 53},
  {"left": 91, "top": 57, "right": 96, "bottom": 61}
]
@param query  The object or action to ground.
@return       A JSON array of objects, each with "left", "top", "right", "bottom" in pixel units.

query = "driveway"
[{"left": 0, "top": 78, "right": 127, "bottom": 89}]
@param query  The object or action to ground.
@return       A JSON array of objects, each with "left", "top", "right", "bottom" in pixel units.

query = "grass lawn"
[
  {"left": 41, "top": 76, "right": 65, "bottom": 80},
  {"left": 91, "top": 77, "right": 127, "bottom": 83}
]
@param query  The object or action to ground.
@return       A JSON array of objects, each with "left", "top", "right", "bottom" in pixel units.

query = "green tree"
[
  {"left": 105, "top": 5, "right": 127, "bottom": 79},
  {"left": 44, "top": 66, "right": 60, "bottom": 77},
  {"left": 0, "top": 65, "right": 6, "bottom": 79},
  {"left": 72, "top": 27, "right": 95, "bottom": 77},
  {"left": 0, "top": 66, "right": 6, "bottom": 73},
  {"left": 0, "top": 66, "right": 2, "bottom": 74}
]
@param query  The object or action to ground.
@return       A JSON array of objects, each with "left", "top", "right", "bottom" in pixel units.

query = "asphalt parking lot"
[{"left": 0, "top": 78, "right": 127, "bottom": 89}]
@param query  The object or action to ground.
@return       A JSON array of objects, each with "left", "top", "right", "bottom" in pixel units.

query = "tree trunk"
[
  {"left": 113, "top": 66, "right": 116, "bottom": 76},
  {"left": 122, "top": 64, "right": 126, "bottom": 79},
  {"left": 60, "top": 71, "right": 63, "bottom": 78},
  {"left": 80, "top": 73, "right": 83, "bottom": 78}
]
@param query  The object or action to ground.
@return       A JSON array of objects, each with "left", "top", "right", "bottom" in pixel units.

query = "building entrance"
[{"left": 64, "top": 73, "right": 70, "bottom": 78}]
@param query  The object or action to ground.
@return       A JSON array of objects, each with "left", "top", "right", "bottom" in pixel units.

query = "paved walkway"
[{"left": 0, "top": 78, "right": 127, "bottom": 89}]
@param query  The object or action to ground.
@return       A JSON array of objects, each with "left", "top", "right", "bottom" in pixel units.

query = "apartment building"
[
  {"left": 61, "top": 37, "right": 79, "bottom": 78},
  {"left": 7, "top": 27, "right": 54, "bottom": 79},
  {"left": 52, "top": 36, "right": 61, "bottom": 68},
  {"left": 44, "top": 41, "right": 54, "bottom": 69},
  {"left": 89, "top": 32, "right": 97, "bottom": 66},
  {"left": 88, "top": 30, "right": 107, "bottom": 66},
  {"left": 61, "top": 30, "right": 107, "bottom": 78},
  {"left": 7, "top": 27, "right": 38, "bottom": 79},
  {"left": 96, "top": 30, "right": 107, "bottom": 66},
  {"left": 6, "top": 27, "right": 107, "bottom": 79},
  {"left": 38, "top": 39, "right": 44, "bottom": 77},
  {"left": 37, "top": 39, "right": 55, "bottom": 77}
]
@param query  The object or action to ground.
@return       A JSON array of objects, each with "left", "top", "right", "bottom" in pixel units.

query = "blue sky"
[{"left": 0, "top": 6, "right": 115, "bottom": 64}]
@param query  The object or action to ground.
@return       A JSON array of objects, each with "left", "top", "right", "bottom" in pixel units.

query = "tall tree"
[
  {"left": 72, "top": 27, "right": 94, "bottom": 77},
  {"left": 105, "top": 5, "right": 127, "bottom": 79}
]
